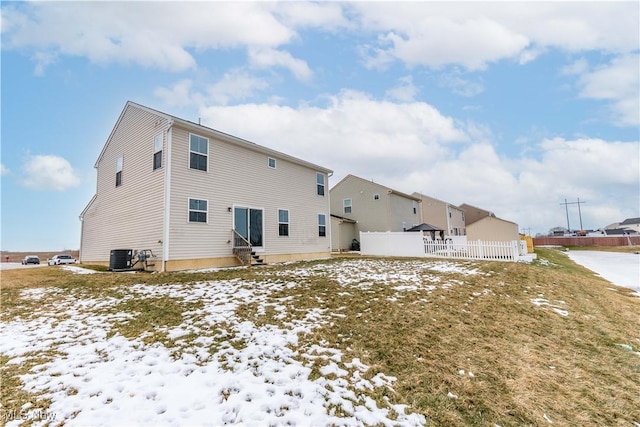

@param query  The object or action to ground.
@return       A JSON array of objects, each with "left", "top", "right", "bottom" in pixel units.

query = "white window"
[
  {"left": 153, "top": 133, "right": 163, "bottom": 170},
  {"left": 413, "top": 201, "right": 418, "bottom": 214},
  {"left": 115, "top": 156, "right": 123, "bottom": 187},
  {"left": 373, "top": 194, "right": 380, "bottom": 200},
  {"left": 278, "top": 209, "right": 289, "bottom": 236},
  {"left": 316, "top": 173, "right": 325, "bottom": 196},
  {"left": 268, "top": 157, "right": 276, "bottom": 168},
  {"left": 189, "top": 134, "right": 208, "bottom": 171},
  {"left": 343, "top": 199, "right": 352, "bottom": 214},
  {"left": 188, "top": 198, "right": 208, "bottom": 223},
  {"left": 318, "top": 214, "right": 326, "bottom": 237}
]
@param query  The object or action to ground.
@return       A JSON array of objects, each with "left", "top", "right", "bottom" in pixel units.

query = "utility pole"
[
  {"left": 560, "top": 198, "right": 588, "bottom": 232},
  {"left": 561, "top": 198, "right": 571, "bottom": 232}
]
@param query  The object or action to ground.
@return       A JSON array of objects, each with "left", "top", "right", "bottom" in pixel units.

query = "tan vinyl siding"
[
  {"left": 330, "top": 177, "right": 391, "bottom": 232},
  {"left": 466, "top": 216, "right": 519, "bottom": 242},
  {"left": 330, "top": 175, "right": 419, "bottom": 233},
  {"left": 80, "top": 105, "right": 166, "bottom": 263},
  {"left": 416, "top": 194, "right": 449, "bottom": 232},
  {"left": 167, "top": 125, "right": 330, "bottom": 260},
  {"left": 389, "top": 194, "right": 420, "bottom": 231}
]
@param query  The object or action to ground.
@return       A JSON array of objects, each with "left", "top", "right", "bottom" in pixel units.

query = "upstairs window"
[
  {"left": 268, "top": 157, "right": 276, "bottom": 168},
  {"left": 115, "top": 156, "right": 123, "bottom": 187},
  {"left": 188, "top": 198, "right": 208, "bottom": 223},
  {"left": 278, "top": 209, "right": 289, "bottom": 236},
  {"left": 316, "top": 172, "right": 325, "bottom": 196},
  {"left": 318, "top": 214, "right": 326, "bottom": 237},
  {"left": 153, "top": 133, "right": 163, "bottom": 170},
  {"left": 190, "top": 134, "right": 208, "bottom": 171},
  {"left": 343, "top": 199, "right": 352, "bottom": 214},
  {"left": 373, "top": 194, "right": 380, "bottom": 200},
  {"left": 413, "top": 201, "right": 417, "bottom": 214}
]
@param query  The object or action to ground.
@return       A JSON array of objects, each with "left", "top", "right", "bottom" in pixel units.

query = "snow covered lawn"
[
  {"left": 1, "top": 259, "right": 481, "bottom": 426},
  {"left": 565, "top": 250, "right": 640, "bottom": 293}
]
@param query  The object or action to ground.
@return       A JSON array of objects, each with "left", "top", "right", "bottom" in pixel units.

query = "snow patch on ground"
[
  {"left": 565, "top": 251, "right": 640, "bottom": 293},
  {"left": 1, "top": 274, "right": 427, "bottom": 426},
  {"left": 530, "top": 295, "right": 569, "bottom": 317}
]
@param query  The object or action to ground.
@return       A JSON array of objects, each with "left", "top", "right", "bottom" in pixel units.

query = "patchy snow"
[
  {"left": 565, "top": 251, "right": 640, "bottom": 293},
  {"left": 61, "top": 265, "right": 98, "bottom": 274},
  {"left": 530, "top": 296, "right": 569, "bottom": 317},
  {"left": 0, "top": 265, "right": 432, "bottom": 426}
]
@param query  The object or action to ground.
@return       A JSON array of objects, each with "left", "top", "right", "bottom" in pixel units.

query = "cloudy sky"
[{"left": 1, "top": 1, "right": 638, "bottom": 251}]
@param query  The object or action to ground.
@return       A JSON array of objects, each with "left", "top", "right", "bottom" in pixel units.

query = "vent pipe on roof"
[{"left": 198, "top": 117, "right": 201, "bottom": 125}]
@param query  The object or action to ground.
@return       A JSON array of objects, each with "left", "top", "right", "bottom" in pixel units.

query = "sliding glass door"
[{"left": 234, "top": 207, "right": 263, "bottom": 248}]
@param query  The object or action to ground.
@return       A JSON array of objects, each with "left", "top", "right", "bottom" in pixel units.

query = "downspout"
[
  {"left": 78, "top": 214, "right": 84, "bottom": 264},
  {"left": 327, "top": 171, "right": 333, "bottom": 253},
  {"left": 162, "top": 120, "right": 174, "bottom": 272}
]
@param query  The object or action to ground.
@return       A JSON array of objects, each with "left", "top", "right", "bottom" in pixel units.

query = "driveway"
[
  {"left": 566, "top": 251, "right": 640, "bottom": 293},
  {"left": 0, "top": 262, "right": 48, "bottom": 271}
]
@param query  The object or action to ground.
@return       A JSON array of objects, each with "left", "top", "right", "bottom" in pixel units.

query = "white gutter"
[{"left": 162, "top": 120, "right": 174, "bottom": 272}]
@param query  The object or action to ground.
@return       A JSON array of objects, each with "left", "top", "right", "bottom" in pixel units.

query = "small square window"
[
  {"left": 373, "top": 194, "right": 380, "bottom": 200},
  {"left": 268, "top": 157, "right": 276, "bottom": 168}
]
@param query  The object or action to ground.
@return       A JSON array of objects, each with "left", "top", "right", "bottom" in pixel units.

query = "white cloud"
[
  {"left": 353, "top": 2, "right": 639, "bottom": 70},
  {"left": 1, "top": 2, "right": 296, "bottom": 72},
  {"left": 439, "top": 70, "right": 484, "bottom": 97},
  {"left": 154, "top": 79, "right": 202, "bottom": 108},
  {"left": 206, "top": 71, "right": 270, "bottom": 106},
  {"left": 196, "top": 95, "right": 638, "bottom": 236},
  {"left": 21, "top": 155, "right": 81, "bottom": 191},
  {"left": 385, "top": 76, "right": 419, "bottom": 102},
  {"left": 0, "top": 163, "right": 10, "bottom": 175},
  {"left": 576, "top": 54, "right": 640, "bottom": 127},
  {"left": 248, "top": 48, "right": 312, "bottom": 82}
]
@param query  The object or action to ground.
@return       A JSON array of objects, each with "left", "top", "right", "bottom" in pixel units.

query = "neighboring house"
[
  {"left": 458, "top": 203, "right": 519, "bottom": 242},
  {"left": 611, "top": 217, "right": 640, "bottom": 235},
  {"left": 329, "top": 175, "right": 421, "bottom": 251},
  {"left": 413, "top": 193, "right": 466, "bottom": 237},
  {"left": 80, "top": 101, "right": 333, "bottom": 271}
]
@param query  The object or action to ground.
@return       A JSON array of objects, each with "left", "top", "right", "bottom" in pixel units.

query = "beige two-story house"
[
  {"left": 329, "top": 174, "right": 421, "bottom": 251},
  {"left": 413, "top": 193, "right": 466, "bottom": 237},
  {"left": 80, "top": 101, "right": 332, "bottom": 271},
  {"left": 458, "top": 203, "right": 519, "bottom": 242}
]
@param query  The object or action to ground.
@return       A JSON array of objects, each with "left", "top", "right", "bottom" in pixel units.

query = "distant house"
[
  {"left": 605, "top": 218, "right": 640, "bottom": 235},
  {"left": 329, "top": 175, "right": 421, "bottom": 251},
  {"left": 80, "top": 101, "right": 332, "bottom": 271},
  {"left": 458, "top": 203, "right": 519, "bottom": 242},
  {"left": 413, "top": 193, "right": 466, "bottom": 237}
]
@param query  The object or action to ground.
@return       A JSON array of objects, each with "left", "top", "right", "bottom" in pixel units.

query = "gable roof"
[
  {"left": 406, "top": 223, "right": 444, "bottom": 232},
  {"left": 95, "top": 101, "right": 333, "bottom": 174},
  {"left": 331, "top": 174, "right": 421, "bottom": 202},
  {"left": 620, "top": 217, "right": 640, "bottom": 225}
]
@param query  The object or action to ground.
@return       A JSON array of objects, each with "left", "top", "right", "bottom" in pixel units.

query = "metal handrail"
[{"left": 232, "top": 230, "right": 253, "bottom": 265}]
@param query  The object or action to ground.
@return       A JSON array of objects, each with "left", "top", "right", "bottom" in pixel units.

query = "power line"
[{"left": 560, "top": 198, "right": 587, "bottom": 231}]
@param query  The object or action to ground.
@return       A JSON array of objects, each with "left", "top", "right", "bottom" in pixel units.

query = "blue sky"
[{"left": 1, "top": 1, "right": 639, "bottom": 251}]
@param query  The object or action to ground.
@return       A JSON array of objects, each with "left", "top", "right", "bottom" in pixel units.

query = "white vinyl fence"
[{"left": 360, "top": 231, "right": 521, "bottom": 262}]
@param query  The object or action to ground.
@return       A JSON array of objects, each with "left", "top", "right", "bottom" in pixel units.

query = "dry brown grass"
[{"left": 1, "top": 249, "right": 639, "bottom": 426}]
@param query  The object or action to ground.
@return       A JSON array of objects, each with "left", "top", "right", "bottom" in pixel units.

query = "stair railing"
[{"left": 232, "top": 230, "right": 253, "bottom": 265}]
